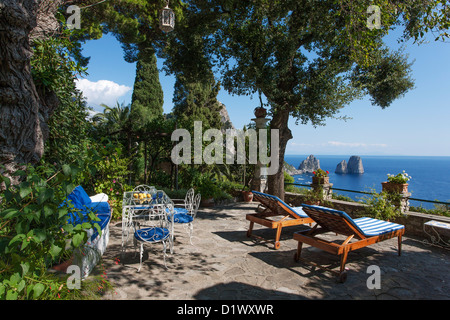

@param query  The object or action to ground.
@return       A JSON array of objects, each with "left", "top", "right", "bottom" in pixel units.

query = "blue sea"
[{"left": 284, "top": 155, "right": 450, "bottom": 209}]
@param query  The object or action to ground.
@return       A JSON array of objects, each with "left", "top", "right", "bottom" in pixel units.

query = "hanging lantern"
[{"left": 159, "top": 1, "right": 175, "bottom": 33}]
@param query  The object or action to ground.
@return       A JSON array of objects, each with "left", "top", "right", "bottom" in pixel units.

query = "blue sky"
[{"left": 76, "top": 29, "right": 450, "bottom": 157}]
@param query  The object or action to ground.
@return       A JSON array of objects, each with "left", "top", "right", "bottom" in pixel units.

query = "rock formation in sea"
[
  {"left": 298, "top": 155, "right": 320, "bottom": 173},
  {"left": 335, "top": 156, "right": 364, "bottom": 174},
  {"left": 347, "top": 156, "right": 364, "bottom": 174},
  {"left": 335, "top": 160, "right": 348, "bottom": 174}
]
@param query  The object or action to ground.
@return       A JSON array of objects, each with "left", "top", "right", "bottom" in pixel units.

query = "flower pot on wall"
[
  {"left": 242, "top": 191, "right": 253, "bottom": 202},
  {"left": 381, "top": 182, "right": 409, "bottom": 194},
  {"left": 312, "top": 176, "right": 330, "bottom": 185}
]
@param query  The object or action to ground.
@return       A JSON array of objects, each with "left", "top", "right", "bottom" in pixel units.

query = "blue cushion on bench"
[
  {"left": 67, "top": 185, "right": 92, "bottom": 208},
  {"left": 87, "top": 201, "right": 111, "bottom": 215},
  {"left": 63, "top": 186, "right": 111, "bottom": 241},
  {"left": 89, "top": 213, "right": 111, "bottom": 242}
]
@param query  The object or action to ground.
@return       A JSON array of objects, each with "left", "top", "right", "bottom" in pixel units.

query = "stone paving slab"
[{"left": 99, "top": 202, "right": 450, "bottom": 300}]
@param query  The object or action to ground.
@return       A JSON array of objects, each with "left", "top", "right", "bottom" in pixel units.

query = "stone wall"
[{"left": 285, "top": 191, "right": 450, "bottom": 245}]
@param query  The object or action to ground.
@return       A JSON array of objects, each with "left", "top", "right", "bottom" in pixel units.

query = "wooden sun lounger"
[
  {"left": 294, "top": 204, "right": 405, "bottom": 283},
  {"left": 246, "top": 191, "right": 314, "bottom": 249}
]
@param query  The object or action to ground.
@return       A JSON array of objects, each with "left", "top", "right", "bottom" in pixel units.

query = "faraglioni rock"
[
  {"left": 335, "top": 160, "right": 348, "bottom": 174},
  {"left": 347, "top": 156, "right": 364, "bottom": 174},
  {"left": 298, "top": 155, "right": 320, "bottom": 173}
]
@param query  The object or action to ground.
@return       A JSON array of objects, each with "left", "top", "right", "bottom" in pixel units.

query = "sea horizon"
[{"left": 283, "top": 154, "right": 450, "bottom": 209}]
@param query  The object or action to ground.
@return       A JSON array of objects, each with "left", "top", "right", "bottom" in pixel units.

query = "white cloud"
[
  {"left": 327, "top": 141, "right": 387, "bottom": 148},
  {"left": 327, "top": 141, "right": 388, "bottom": 148},
  {"left": 75, "top": 79, "right": 132, "bottom": 108}
]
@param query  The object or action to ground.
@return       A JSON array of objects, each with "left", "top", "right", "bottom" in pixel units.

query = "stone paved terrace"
[{"left": 100, "top": 202, "right": 450, "bottom": 300}]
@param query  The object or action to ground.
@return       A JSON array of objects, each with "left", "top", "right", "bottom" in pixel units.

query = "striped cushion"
[
  {"left": 301, "top": 204, "right": 405, "bottom": 237},
  {"left": 252, "top": 191, "right": 309, "bottom": 218},
  {"left": 353, "top": 217, "right": 405, "bottom": 237},
  {"left": 290, "top": 206, "right": 309, "bottom": 218}
]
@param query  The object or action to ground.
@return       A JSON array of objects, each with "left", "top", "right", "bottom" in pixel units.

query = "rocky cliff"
[
  {"left": 335, "top": 160, "right": 348, "bottom": 174},
  {"left": 298, "top": 155, "right": 320, "bottom": 173},
  {"left": 335, "top": 156, "right": 364, "bottom": 174}
]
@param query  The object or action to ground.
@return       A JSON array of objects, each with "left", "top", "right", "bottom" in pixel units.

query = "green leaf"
[
  {"left": 32, "top": 283, "right": 45, "bottom": 299},
  {"left": 1, "top": 208, "right": 19, "bottom": 219},
  {"left": 9, "top": 234, "right": 25, "bottom": 246},
  {"left": 20, "top": 262, "right": 30, "bottom": 276},
  {"left": 62, "top": 164, "right": 71, "bottom": 176},
  {"left": 21, "top": 238, "right": 30, "bottom": 250},
  {"left": 49, "top": 244, "right": 62, "bottom": 259},
  {"left": 72, "top": 233, "right": 85, "bottom": 248},
  {"left": 19, "top": 181, "right": 32, "bottom": 199},
  {"left": 58, "top": 207, "right": 68, "bottom": 219},
  {"left": 33, "top": 229, "right": 47, "bottom": 243},
  {"left": 6, "top": 289, "right": 18, "bottom": 300},
  {"left": 37, "top": 188, "right": 54, "bottom": 205}
]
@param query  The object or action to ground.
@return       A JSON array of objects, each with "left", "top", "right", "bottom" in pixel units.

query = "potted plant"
[
  {"left": 242, "top": 186, "right": 253, "bottom": 202},
  {"left": 312, "top": 169, "right": 330, "bottom": 185},
  {"left": 364, "top": 191, "right": 403, "bottom": 221},
  {"left": 382, "top": 170, "right": 411, "bottom": 194}
]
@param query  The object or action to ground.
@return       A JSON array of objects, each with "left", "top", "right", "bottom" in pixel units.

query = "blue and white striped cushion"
[
  {"left": 291, "top": 207, "right": 309, "bottom": 218},
  {"left": 353, "top": 217, "right": 405, "bottom": 237},
  {"left": 301, "top": 204, "right": 405, "bottom": 237},
  {"left": 253, "top": 191, "right": 309, "bottom": 218}
]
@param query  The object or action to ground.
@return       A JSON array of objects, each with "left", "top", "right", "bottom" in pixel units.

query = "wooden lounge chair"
[
  {"left": 247, "top": 191, "right": 314, "bottom": 249},
  {"left": 294, "top": 204, "right": 405, "bottom": 283}
]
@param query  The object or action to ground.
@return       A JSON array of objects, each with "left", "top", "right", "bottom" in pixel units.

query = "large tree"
[
  {"left": 179, "top": 0, "right": 448, "bottom": 199},
  {"left": 130, "top": 47, "right": 164, "bottom": 125}
]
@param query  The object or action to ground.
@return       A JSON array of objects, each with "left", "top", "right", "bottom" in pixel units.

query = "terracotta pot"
[
  {"left": 381, "top": 182, "right": 408, "bottom": 194},
  {"left": 242, "top": 191, "right": 253, "bottom": 202},
  {"left": 254, "top": 107, "right": 267, "bottom": 118},
  {"left": 201, "top": 198, "right": 215, "bottom": 207},
  {"left": 51, "top": 256, "right": 74, "bottom": 273},
  {"left": 312, "top": 176, "right": 329, "bottom": 185}
]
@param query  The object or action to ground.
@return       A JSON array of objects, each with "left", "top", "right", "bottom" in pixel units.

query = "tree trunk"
[
  {"left": 267, "top": 107, "right": 292, "bottom": 200},
  {"left": 0, "top": 0, "right": 67, "bottom": 188},
  {"left": 0, "top": 0, "right": 43, "bottom": 187}
]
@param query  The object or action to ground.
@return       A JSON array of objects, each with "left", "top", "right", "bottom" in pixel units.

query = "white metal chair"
[
  {"left": 171, "top": 188, "right": 195, "bottom": 213},
  {"left": 133, "top": 201, "right": 174, "bottom": 272},
  {"left": 121, "top": 186, "right": 158, "bottom": 254},
  {"left": 171, "top": 193, "right": 201, "bottom": 245},
  {"left": 133, "top": 185, "right": 156, "bottom": 193}
]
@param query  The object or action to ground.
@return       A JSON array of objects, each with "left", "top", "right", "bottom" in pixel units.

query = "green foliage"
[
  {"left": 172, "top": 73, "right": 223, "bottom": 132},
  {"left": 0, "top": 163, "right": 99, "bottom": 300},
  {"left": 313, "top": 169, "right": 330, "bottom": 178},
  {"left": 88, "top": 141, "right": 133, "bottom": 220},
  {"left": 31, "top": 20, "right": 92, "bottom": 166},
  {"left": 130, "top": 48, "right": 164, "bottom": 129},
  {"left": 363, "top": 190, "right": 404, "bottom": 221},
  {"left": 410, "top": 203, "right": 450, "bottom": 218},
  {"left": 284, "top": 172, "right": 298, "bottom": 193},
  {"left": 387, "top": 170, "right": 412, "bottom": 184}
]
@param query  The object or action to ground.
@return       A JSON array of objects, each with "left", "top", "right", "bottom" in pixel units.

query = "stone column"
[
  {"left": 251, "top": 107, "right": 270, "bottom": 192},
  {"left": 310, "top": 179, "right": 333, "bottom": 201}
]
